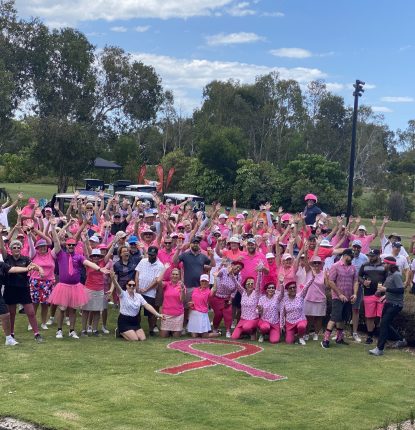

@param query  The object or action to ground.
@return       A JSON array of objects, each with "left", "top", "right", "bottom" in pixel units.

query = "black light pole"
[{"left": 346, "top": 79, "right": 365, "bottom": 223}]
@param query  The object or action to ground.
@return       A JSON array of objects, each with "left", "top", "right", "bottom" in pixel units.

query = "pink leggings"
[
  {"left": 258, "top": 319, "right": 281, "bottom": 344},
  {"left": 210, "top": 296, "right": 232, "bottom": 330},
  {"left": 231, "top": 318, "right": 258, "bottom": 339},
  {"left": 285, "top": 320, "right": 307, "bottom": 344},
  {"left": 8, "top": 303, "right": 39, "bottom": 335}
]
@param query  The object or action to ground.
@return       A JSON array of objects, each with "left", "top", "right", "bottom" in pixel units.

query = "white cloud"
[
  {"left": 132, "top": 52, "right": 326, "bottom": 112},
  {"left": 206, "top": 32, "right": 265, "bottom": 46},
  {"left": 227, "top": 2, "right": 256, "bottom": 16},
  {"left": 262, "top": 11, "right": 285, "bottom": 17},
  {"left": 325, "top": 83, "right": 344, "bottom": 92},
  {"left": 110, "top": 26, "right": 127, "bottom": 32},
  {"left": 371, "top": 106, "right": 393, "bottom": 113},
  {"left": 135, "top": 25, "right": 151, "bottom": 33},
  {"left": 380, "top": 96, "right": 414, "bottom": 103},
  {"left": 270, "top": 48, "right": 313, "bottom": 59},
  {"left": 16, "top": 0, "right": 234, "bottom": 24}
]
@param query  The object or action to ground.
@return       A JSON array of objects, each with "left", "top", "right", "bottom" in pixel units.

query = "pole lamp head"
[{"left": 353, "top": 80, "right": 365, "bottom": 97}]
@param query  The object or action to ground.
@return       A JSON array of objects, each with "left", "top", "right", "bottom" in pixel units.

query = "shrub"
[{"left": 394, "top": 291, "right": 415, "bottom": 346}]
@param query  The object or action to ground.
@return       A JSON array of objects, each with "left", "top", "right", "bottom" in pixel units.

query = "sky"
[{"left": 15, "top": 0, "right": 415, "bottom": 132}]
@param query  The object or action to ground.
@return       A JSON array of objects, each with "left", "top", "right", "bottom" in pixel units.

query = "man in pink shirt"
[
  {"left": 240, "top": 238, "right": 269, "bottom": 283},
  {"left": 348, "top": 217, "right": 378, "bottom": 254},
  {"left": 157, "top": 236, "right": 178, "bottom": 281}
]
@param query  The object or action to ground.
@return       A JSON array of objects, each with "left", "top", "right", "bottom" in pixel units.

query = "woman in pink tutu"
[{"left": 48, "top": 218, "right": 109, "bottom": 339}]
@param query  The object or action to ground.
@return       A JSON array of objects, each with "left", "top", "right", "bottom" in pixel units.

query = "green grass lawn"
[
  {"left": 1, "top": 311, "right": 415, "bottom": 430},
  {"left": 0, "top": 182, "right": 58, "bottom": 202}
]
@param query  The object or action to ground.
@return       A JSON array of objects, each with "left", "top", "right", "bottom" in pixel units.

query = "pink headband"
[{"left": 383, "top": 259, "right": 396, "bottom": 265}]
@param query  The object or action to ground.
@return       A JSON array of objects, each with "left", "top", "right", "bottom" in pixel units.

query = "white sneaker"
[
  {"left": 69, "top": 331, "right": 79, "bottom": 339},
  {"left": 46, "top": 317, "right": 55, "bottom": 325},
  {"left": 101, "top": 326, "right": 110, "bottom": 335},
  {"left": 258, "top": 335, "right": 264, "bottom": 343},
  {"left": 5, "top": 337, "right": 19, "bottom": 346},
  {"left": 303, "top": 334, "right": 309, "bottom": 341},
  {"left": 153, "top": 326, "right": 159, "bottom": 333},
  {"left": 56, "top": 329, "right": 63, "bottom": 339},
  {"left": 41, "top": 323, "right": 48, "bottom": 330},
  {"left": 231, "top": 321, "right": 236, "bottom": 329},
  {"left": 312, "top": 333, "right": 319, "bottom": 341},
  {"left": 352, "top": 333, "right": 362, "bottom": 343},
  {"left": 87, "top": 326, "right": 92, "bottom": 334},
  {"left": 181, "top": 329, "right": 187, "bottom": 336},
  {"left": 65, "top": 317, "right": 70, "bottom": 326},
  {"left": 369, "top": 347, "right": 384, "bottom": 356},
  {"left": 299, "top": 337, "right": 306, "bottom": 346},
  {"left": 226, "top": 330, "right": 231, "bottom": 338},
  {"left": 331, "top": 333, "right": 337, "bottom": 340},
  {"left": 28, "top": 324, "right": 32, "bottom": 331}
]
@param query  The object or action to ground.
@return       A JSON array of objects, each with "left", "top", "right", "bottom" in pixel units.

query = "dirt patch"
[
  {"left": 0, "top": 417, "right": 46, "bottom": 430},
  {"left": 52, "top": 411, "right": 79, "bottom": 421}
]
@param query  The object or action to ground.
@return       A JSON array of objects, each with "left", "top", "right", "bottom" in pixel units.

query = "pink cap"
[
  {"left": 281, "top": 213, "right": 291, "bottom": 222},
  {"left": 28, "top": 197, "right": 37, "bottom": 204},
  {"left": 305, "top": 193, "right": 317, "bottom": 202}
]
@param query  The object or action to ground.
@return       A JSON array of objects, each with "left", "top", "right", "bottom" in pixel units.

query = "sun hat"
[
  {"left": 320, "top": 239, "right": 333, "bottom": 247},
  {"left": 358, "top": 225, "right": 367, "bottom": 231},
  {"left": 219, "top": 214, "right": 228, "bottom": 219},
  {"left": 229, "top": 236, "right": 240, "bottom": 243}
]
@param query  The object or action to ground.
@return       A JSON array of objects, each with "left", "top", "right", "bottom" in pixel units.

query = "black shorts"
[
  {"left": 142, "top": 295, "right": 157, "bottom": 317},
  {"left": 352, "top": 286, "right": 363, "bottom": 310},
  {"left": 0, "top": 294, "right": 9, "bottom": 315},
  {"left": 3, "top": 286, "right": 32, "bottom": 305},
  {"left": 331, "top": 299, "right": 352, "bottom": 323},
  {"left": 232, "top": 292, "right": 241, "bottom": 309},
  {"left": 117, "top": 313, "right": 141, "bottom": 333}
]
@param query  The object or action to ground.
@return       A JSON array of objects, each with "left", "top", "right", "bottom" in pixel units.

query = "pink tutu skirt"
[{"left": 47, "top": 282, "right": 89, "bottom": 308}]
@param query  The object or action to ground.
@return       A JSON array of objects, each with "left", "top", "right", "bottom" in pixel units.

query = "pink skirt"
[{"left": 47, "top": 282, "right": 89, "bottom": 308}]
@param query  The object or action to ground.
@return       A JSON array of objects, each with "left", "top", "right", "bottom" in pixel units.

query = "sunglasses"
[
  {"left": 164, "top": 241, "right": 172, "bottom": 244},
  {"left": 267, "top": 286, "right": 276, "bottom": 290},
  {"left": 288, "top": 286, "right": 296, "bottom": 290},
  {"left": 127, "top": 283, "right": 136, "bottom": 287},
  {"left": 11, "top": 246, "right": 21, "bottom": 250},
  {"left": 245, "top": 282, "right": 254, "bottom": 286},
  {"left": 67, "top": 244, "right": 76, "bottom": 247}
]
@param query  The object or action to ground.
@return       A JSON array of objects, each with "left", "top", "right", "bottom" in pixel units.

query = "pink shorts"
[{"left": 363, "top": 295, "right": 384, "bottom": 318}]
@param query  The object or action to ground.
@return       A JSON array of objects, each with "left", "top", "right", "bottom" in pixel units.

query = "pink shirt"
[
  {"left": 191, "top": 287, "right": 211, "bottom": 313},
  {"left": 304, "top": 271, "right": 326, "bottom": 303},
  {"left": 280, "top": 282, "right": 310, "bottom": 325},
  {"left": 350, "top": 233, "right": 375, "bottom": 254},
  {"left": 240, "top": 251, "right": 268, "bottom": 283},
  {"left": 236, "top": 282, "right": 260, "bottom": 320},
  {"left": 31, "top": 250, "right": 56, "bottom": 281},
  {"left": 157, "top": 248, "right": 178, "bottom": 281},
  {"left": 258, "top": 294, "right": 281, "bottom": 325},
  {"left": 162, "top": 281, "right": 185, "bottom": 316}
]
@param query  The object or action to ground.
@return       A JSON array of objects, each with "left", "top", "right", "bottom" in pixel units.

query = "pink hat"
[
  {"left": 305, "top": 193, "right": 317, "bottom": 202},
  {"left": 35, "top": 239, "right": 48, "bottom": 248},
  {"left": 177, "top": 223, "right": 184, "bottom": 229},
  {"left": 200, "top": 274, "right": 209, "bottom": 282},
  {"left": 28, "top": 197, "right": 37, "bottom": 204},
  {"left": 44, "top": 207, "right": 52, "bottom": 212},
  {"left": 310, "top": 256, "right": 322, "bottom": 263},
  {"left": 281, "top": 213, "right": 291, "bottom": 222},
  {"left": 236, "top": 214, "right": 245, "bottom": 220}
]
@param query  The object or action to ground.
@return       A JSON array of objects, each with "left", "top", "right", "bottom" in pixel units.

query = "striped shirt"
[{"left": 329, "top": 260, "right": 357, "bottom": 300}]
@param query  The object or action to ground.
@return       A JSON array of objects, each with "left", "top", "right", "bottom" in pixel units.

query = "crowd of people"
[{"left": 0, "top": 190, "right": 412, "bottom": 357}]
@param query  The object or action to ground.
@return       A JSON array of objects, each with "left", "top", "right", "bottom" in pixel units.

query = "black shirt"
[
  {"left": 178, "top": 251, "right": 211, "bottom": 288},
  {"left": 4, "top": 255, "right": 31, "bottom": 288},
  {"left": 359, "top": 262, "right": 386, "bottom": 296},
  {"left": 111, "top": 220, "right": 128, "bottom": 235}
]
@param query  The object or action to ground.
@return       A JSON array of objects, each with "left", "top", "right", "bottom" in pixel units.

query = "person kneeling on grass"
[
  {"left": 187, "top": 274, "right": 221, "bottom": 338},
  {"left": 280, "top": 275, "right": 313, "bottom": 345},
  {"left": 256, "top": 277, "right": 285, "bottom": 344},
  {"left": 109, "top": 271, "right": 166, "bottom": 341},
  {"left": 159, "top": 268, "right": 186, "bottom": 338},
  {"left": 231, "top": 271, "right": 262, "bottom": 341}
]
